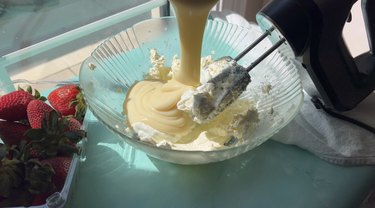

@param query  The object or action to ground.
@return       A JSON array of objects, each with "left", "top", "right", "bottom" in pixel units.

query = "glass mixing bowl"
[{"left": 79, "top": 17, "right": 303, "bottom": 165}]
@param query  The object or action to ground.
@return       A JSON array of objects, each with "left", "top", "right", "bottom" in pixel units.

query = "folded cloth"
[
  {"left": 210, "top": 10, "right": 375, "bottom": 165},
  {"left": 273, "top": 92, "right": 375, "bottom": 165}
]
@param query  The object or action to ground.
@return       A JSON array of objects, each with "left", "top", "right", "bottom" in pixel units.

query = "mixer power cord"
[{"left": 311, "top": 96, "right": 375, "bottom": 134}]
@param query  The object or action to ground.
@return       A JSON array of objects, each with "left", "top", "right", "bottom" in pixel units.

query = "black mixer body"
[{"left": 256, "top": 0, "right": 375, "bottom": 111}]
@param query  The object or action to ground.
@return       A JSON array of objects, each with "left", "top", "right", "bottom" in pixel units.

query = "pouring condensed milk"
[{"left": 125, "top": 0, "right": 219, "bottom": 140}]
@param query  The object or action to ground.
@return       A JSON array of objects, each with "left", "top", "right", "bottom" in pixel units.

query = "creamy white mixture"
[{"left": 127, "top": 49, "right": 259, "bottom": 151}]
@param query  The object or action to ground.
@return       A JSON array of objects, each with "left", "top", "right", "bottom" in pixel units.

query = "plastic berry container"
[{"left": 0, "top": 79, "right": 88, "bottom": 208}]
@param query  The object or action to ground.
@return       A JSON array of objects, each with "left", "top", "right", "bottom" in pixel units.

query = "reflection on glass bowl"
[{"left": 79, "top": 17, "right": 303, "bottom": 165}]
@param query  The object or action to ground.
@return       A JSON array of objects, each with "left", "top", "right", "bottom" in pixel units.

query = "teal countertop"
[{"left": 66, "top": 115, "right": 375, "bottom": 208}]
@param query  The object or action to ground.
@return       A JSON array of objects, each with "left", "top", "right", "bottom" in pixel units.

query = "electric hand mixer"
[{"left": 193, "top": 0, "right": 375, "bottom": 123}]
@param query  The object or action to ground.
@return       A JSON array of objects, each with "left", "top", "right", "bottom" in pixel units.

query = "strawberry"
[
  {"left": 0, "top": 121, "right": 30, "bottom": 146},
  {"left": 17, "top": 85, "right": 47, "bottom": 101},
  {"left": 31, "top": 193, "right": 50, "bottom": 206},
  {"left": 24, "top": 111, "right": 85, "bottom": 159},
  {"left": 0, "top": 145, "right": 36, "bottom": 207},
  {"left": 67, "top": 117, "right": 81, "bottom": 132},
  {"left": 0, "top": 90, "right": 34, "bottom": 121},
  {"left": 41, "top": 157, "right": 72, "bottom": 191},
  {"left": 47, "top": 85, "right": 85, "bottom": 120},
  {"left": 27, "top": 100, "right": 54, "bottom": 129}
]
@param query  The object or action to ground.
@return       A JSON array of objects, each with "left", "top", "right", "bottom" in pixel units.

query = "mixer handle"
[{"left": 257, "top": 0, "right": 375, "bottom": 111}]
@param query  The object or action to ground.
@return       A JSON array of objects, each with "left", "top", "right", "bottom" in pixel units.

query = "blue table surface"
[{"left": 66, "top": 113, "right": 375, "bottom": 208}]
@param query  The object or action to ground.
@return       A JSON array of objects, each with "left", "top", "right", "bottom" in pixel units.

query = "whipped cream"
[
  {"left": 146, "top": 49, "right": 173, "bottom": 80},
  {"left": 200, "top": 56, "right": 235, "bottom": 83},
  {"left": 128, "top": 49, "right": 259, "bottom": 151},
  {"left": 131, "top": 122, "right": 223, "bottom": 151},
  {"left": 177, "top": 82, "right": 215, "bottom": 123}
]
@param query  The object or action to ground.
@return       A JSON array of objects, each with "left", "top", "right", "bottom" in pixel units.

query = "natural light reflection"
[{"left": 97, "top": 142, "right": 160, "bottom": 173}]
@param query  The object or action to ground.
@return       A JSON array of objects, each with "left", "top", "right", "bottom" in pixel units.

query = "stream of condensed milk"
[{"left": 125, "top": 0, "right": 218, "bottom": 138}]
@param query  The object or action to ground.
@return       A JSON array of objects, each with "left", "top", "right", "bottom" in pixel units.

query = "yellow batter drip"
[
  {"left": 171, "top": 0, "right": 219, "bottom": 87},
  {"left": 125, "top": 0, "right": 218, "bottom": 139}
]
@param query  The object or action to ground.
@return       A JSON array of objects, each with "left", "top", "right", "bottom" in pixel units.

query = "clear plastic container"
[{"left": 0, "top": 79, "right": 87, "bottom": 208}]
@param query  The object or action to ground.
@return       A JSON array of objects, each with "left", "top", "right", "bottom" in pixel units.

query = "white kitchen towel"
[
  {"left": 210, "top": 10, "right": 375, "bottom": 165},
  {"left": 273, "top": 92, "right": 375, "bottom": 165}
]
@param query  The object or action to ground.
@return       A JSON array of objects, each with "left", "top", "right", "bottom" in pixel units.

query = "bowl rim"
[{"left": 79, "top": 16, "right": 305, "bottom": 154}]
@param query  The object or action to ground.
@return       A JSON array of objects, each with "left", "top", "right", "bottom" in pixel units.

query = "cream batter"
[{"left": 125, "top": 0, "right": 218, "bottom": 139}]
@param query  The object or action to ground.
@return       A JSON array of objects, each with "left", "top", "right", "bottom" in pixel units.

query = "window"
[
  {"left": 0, "top": 0, "right": 169, "bottom": 56},
  {"left": 0, "top": 0, "right": 169, "bottom": 82}
]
